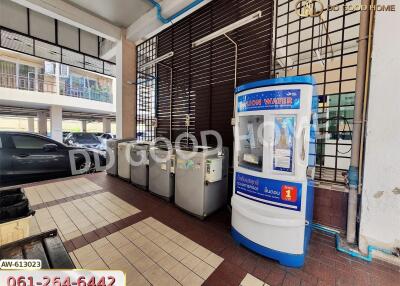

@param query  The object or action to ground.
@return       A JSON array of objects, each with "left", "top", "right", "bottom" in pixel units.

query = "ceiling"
[{"left": 64, "top": 0, "right": 153, "bottom": 28}]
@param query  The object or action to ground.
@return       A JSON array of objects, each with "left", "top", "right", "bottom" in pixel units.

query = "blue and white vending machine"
[{"left": 231, "top": 75, "right": 317, "bottom": 267}]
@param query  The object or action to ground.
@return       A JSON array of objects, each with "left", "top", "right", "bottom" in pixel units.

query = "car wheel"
[{"left": 78, "top": 161, "right": 96, "bottom": 174}]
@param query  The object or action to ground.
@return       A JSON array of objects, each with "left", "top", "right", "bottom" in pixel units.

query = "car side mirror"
[{"left": 43, "top": 143, "right": 58, "bottom": 152}]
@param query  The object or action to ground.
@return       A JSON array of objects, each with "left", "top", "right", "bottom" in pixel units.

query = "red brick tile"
[
  {"left": 331, "top": 215, "right": 347, "bottom": 230},
  {"left": 315, "top": 193, "right": 332, "bottom": 208},
  {"left": 33, "top": 203, "right": 46, "bottom": 210},
  {"left": 105, "top": 223, "right": 118, "bottom": 234},
  {"left": 220, "top": 246, "right": 237, "bottom": 261},
  {"left": 252, "top": 258, "right": 274, "bottom": 281},
  {"left": 334, "top": 267, "right": 362, "bottom": 286},
  {"left": 331, "top": 193, "right": 347, "bottom": 213},
  {"left": 56, "top": 198, "right": 67, "bottom": 204},
  {"left": 114, "top": 220, "right": 128, "bottom": 230},
  {"left": 369, "top": 272, "right": 400, "bottom": 286},
  {"left": 351, "top": 268, "right": 371, "bottom": 286},
  {"left": 303, "top": 257, "right": 320, "bottom": 277},
  {"left": 241, "top": 252, "right": 259, "bottom": 273},
  {"left": 71, "top": 236, "right": 88, "bottom": 249},
  {"left": 83, "top": 231, "right": 100, "bottom": 244},
  {"left": 95, "top": 227, "right": 110, "bottom": 238},
  {"left": 371, "top": 259, "right": 400, "bottom": 273},
  {"left": 265, "top": 267, "right": 286, "bottom": 286},
  {"left": 63, "top": 240, "right": 75, "bottom": 253},
  {"left": 333, "top": 258, "right": 352, "bottom": 273},
  {"left": 316, "top": 279, "right": 334, "bottom": 286},
  {"left": 282, "top": 273, "right": 301, "bottom": 286},
  {"left": 204, "top": 236, "right": 228, "bottom": 254},
  {"left": 202, "top": 278, "right": 231, "bottom": 286},
  {"left": 316, "top": 262, "right": 336, "bottom": 284},
  {"left": 205, "top": 261, "right": 247, "bottom": 286},
  {"left": 300, "top": 280, "right": 318, "bottom": 286},
  {"left": 287, "top": 268, "right": 318, "bottom": 286}
]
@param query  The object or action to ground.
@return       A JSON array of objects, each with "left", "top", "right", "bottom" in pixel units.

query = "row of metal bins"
[{"left": 106, "top": 139, "right": 228, "bottom": 219}]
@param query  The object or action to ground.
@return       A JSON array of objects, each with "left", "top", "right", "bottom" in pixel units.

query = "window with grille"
[
  {"left": 136, "top": 37, "right": 157, "bottom": 141},
  {"left": 0, "top": 27, "right": 116, "bottom": 77},
  {"left": 273, "top": 0, "right": 360, "bottom": 184}
]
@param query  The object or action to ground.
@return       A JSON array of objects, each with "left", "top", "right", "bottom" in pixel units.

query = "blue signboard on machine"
[
  {"left": 235, "top": 172, "right": 302, "bottom": 211},
  {"left": 237, "top": 89, "right": 301, "bottom": 112}
]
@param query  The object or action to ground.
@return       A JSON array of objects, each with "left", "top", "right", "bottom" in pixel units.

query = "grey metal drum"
[
  {"left": 174, "top": 147, "right": 229, "bottom": 218},
  {"left": 149, "top": 147, "right": 175, "bottom": 200},
  {"left": 130, "top": 143, "right": 150, "bottom": 189}
]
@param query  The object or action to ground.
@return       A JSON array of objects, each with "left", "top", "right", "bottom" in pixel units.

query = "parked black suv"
[
  {"left": 0, "top": 132, "right": 106, "bottom": 187},
  {"left": 64, "top": 132, "right": 102, "bottom": 149}
]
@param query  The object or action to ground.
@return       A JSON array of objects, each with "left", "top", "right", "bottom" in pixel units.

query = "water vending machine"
[{"left": 231, "top": 76, "right": 317, "bottom": 267}]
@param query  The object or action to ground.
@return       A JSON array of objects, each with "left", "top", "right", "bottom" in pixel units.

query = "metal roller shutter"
[{"left": 156, "top": 0, "right": 274, "bottom": 152}]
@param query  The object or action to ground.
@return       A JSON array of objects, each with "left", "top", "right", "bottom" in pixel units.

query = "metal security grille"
[
  {"left": 136, "top": 37, "right": 157, "bottom": 141},
  {"left": 273, "top": 0, "right": 360, "bottom": 184},
  {"left": 135, "top": 0, "right": 359, "bottom": 185},
  {"left": 0, "top": 26, "right": 116, "bottom": 77}
]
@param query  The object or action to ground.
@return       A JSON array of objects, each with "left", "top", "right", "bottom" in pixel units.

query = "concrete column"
[
  {"left": 102, "top": 118, "right": 111, "bottom": 133},
  {"left": 82, "top": 120, "right": 87, "bottom": 132},
  {"left": 116, "top": 29, "right": 136, "bottom": 139},
  {"left": 28, "top": 117, "right": 35, "bottom": 132},
  {"left": 50, "top": 106, "right": 63, "bottom": 142},
  {"left": 359, "top": 4, "right": 400, "bottom": 254},
  {"left": 37, "top": 111, "right": 47, "bottom": 136}
]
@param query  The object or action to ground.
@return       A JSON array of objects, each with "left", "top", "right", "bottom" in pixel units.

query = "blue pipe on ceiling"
[{"left": 147, "top": 0, "right": 205, "bottom": 24}]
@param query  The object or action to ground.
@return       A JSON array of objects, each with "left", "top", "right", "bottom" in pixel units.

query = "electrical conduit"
[
  {"left": 346, "top": 0, "right": 371, "bottom": 244},
  {"left": 147, "top": 0, "right": 205, "bottom": 24},
  {"left": 312, "top": 223, "right": 392, "bottom": 262}
]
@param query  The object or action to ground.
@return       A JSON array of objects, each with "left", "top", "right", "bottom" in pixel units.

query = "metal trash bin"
[
  {"left": 130, "top": 143, "right": 151, "bottom": 190},
  {"left": 175, "top": 146, "right": 229, "bottom": 219},
  {"left": 106, "top": 138, "right": 135, "bottom": 176},
  {"left": 149, "top": 146, "right": 175, "bottom": 201},
  {"left": 0, "top": 188, "right": 35, "bottom": 246}
]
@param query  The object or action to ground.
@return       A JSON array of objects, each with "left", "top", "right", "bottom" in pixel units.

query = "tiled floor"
[
  {"left": 24, "top": 177, "right": 102, "bottom": 206},
  {"left": 240, "top": 274, "right": 269, "bottom": 286},
  {"left": 70, "top": 217, "right": 224, "bottom": 286},
  {"left": 24, "top": 173, "right": 400, "bottom": 286},
  {"left": 29, "top": 179, "right": 141, "bottom": 241}
]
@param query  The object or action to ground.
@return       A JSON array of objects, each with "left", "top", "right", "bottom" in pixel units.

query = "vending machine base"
[
  {"left": 232, "top": 228, "right": 305, "bottom": 267},
  {"left": 231, "top": 179, "right": 314, "bottom": 268}
]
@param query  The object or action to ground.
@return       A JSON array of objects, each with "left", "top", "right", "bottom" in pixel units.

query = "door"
[
  {"left": 7, "top": 134, "right": 69, "bottom": 182},
  {"left": 0, "top": 135, "right": 13, "bottom": 185}
]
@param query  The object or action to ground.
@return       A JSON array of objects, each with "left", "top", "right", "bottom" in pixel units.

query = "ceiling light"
[
  {"left": 192, "top": 11, "right": 262, "bottom": 48},
  {"left": 139, "top": 52, "right": 174, "bottom": 69}
]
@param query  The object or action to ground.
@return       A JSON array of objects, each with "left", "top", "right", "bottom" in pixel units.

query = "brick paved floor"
[{"left": 25, "top": 173, "right": 400, "bottom": 286}]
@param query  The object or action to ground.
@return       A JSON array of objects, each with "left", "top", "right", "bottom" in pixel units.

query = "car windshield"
[{"left": 73, "top": 133, "right": 100, "bottom": 143}]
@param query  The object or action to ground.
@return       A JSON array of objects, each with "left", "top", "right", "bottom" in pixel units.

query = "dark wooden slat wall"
[{"left": 156, "top": 0, "right": 274, "bottom": 154}]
